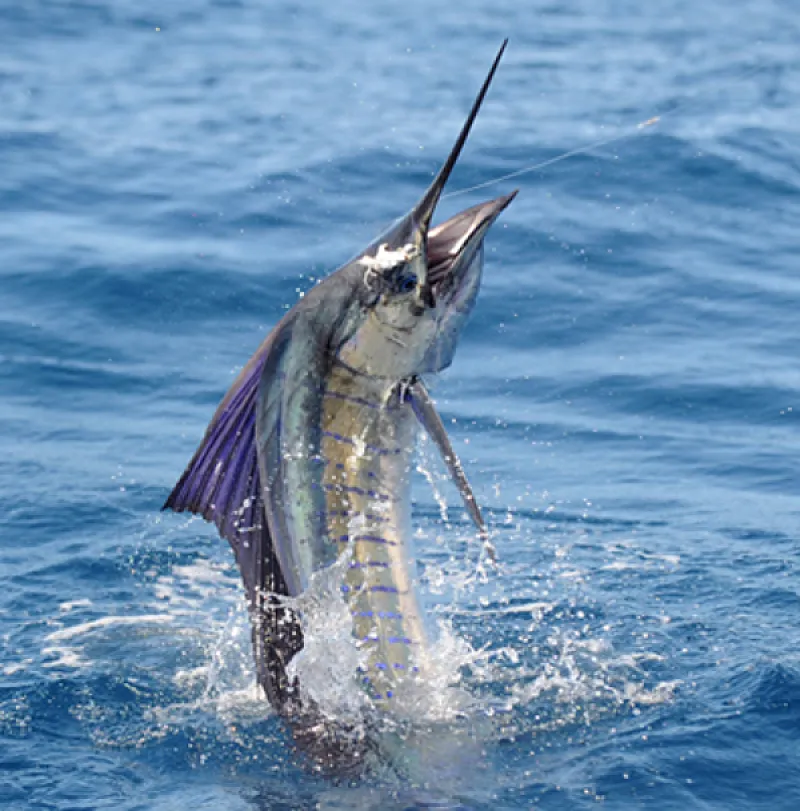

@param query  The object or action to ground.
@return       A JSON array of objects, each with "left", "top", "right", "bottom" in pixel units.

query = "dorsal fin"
[
  {"left": 164, "top": 350, "right": 267, "bottom": 591},
  {"left": 163, "top": 340, "right": 303, "bottom": 708}
]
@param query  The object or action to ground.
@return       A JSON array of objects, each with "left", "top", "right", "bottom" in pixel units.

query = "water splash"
[
  {"left": 284, "top": 548, "right": 373, "bottom": 725},
  {"left": 22, "top": 497, "right": 683, "bottom": 780}
]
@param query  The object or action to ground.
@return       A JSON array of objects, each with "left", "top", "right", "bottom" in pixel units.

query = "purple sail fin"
[
  {"left": 163, "top": 340, "right": 303, "bottom": 709},
  {"left": 164, "top": 350, "right": 266, "bottom": 590}
]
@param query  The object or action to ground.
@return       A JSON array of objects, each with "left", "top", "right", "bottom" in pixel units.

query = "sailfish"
[{"left": 164, "top": 41, "right": 516, "bottom": 769}]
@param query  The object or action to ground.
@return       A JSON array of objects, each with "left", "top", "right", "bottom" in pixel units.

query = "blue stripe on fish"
[
  {"left": 324, "top": 390, "right": 381, "bottom": 410},
  {"left": 360, "top": 634, "right": 413, "bottom": 644},
  {"left": 316, "top": 509, "right": 390, "bottom": 524},
  {"left": 348, "top": 562, "right": 390, "bottom": 570},
  {"left": 352, "top": 610, "right": 404, "bottom": 618},
  {"left": 337, "top": 534, "right": 396, "bottom": 546},
  {"left": 320, "top": 483, "right": 391, "bottom": 502},
  {"left": 327, "top": 461, "right": 378, "bottom": 482},
  {"left": 321, "top": 430, "right": 402, "bottom": 456}
]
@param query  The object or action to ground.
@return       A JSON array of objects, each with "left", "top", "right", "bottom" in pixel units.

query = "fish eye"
[{"left": 396, "top": 270, "right": 417, "bottom": 294}]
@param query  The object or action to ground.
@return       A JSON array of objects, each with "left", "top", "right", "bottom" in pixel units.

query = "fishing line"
[
  {"left": 442, "top": 117, "right": 661, "bottom": 200},
  {"left": 441, "top": 58, "right": 770, "bottom": 199},
  {"left": 302, "top": 59, "right": 771, "bottom": 263}
]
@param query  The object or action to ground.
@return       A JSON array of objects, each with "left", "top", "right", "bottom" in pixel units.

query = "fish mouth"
[{"left": 427, "top": 191, "right": 517, "bottom": 292}]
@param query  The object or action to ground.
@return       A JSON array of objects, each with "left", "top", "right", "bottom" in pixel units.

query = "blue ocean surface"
[{"left": 2, "top": 1, "right": 799, "bottom": 808}]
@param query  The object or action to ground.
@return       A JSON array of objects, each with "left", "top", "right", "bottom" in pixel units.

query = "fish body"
[
  {"left": 321, "top": 365, "right": 427, "bottom": 702},
  {"left": 164, "top": 41, "right": 516, "bottom": 769}
]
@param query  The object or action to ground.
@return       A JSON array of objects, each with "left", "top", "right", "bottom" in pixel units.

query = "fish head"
[{"left": 334, "top": 41, "right": 516, "bottom": 380}]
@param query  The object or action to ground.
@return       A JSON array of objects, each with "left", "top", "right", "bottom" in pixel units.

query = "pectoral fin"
[{"left": 407, "top": 378, "right": 495, "bottom": 560}]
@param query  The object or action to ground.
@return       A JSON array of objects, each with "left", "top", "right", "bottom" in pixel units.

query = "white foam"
[
  {"left": 3, "top": 659, "right": 33, "bottom": 676},
  {"left": 58, "top": 598, "right": 92, "bottom": 612},
  {"left": 41, "top": 645, "right": 89, "bottom": 670},
  {"left": 43, "top": 614, "right": 174, "bottom": 643}
]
